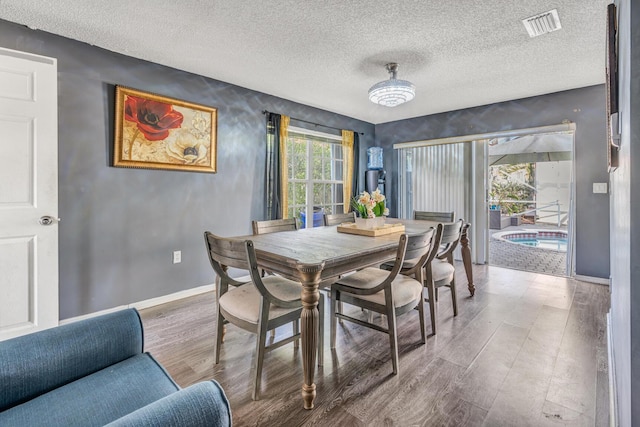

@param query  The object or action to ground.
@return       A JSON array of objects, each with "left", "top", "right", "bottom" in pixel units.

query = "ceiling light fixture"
[{"left": 368, "top": 63, "right": 415, "bottom": 107}]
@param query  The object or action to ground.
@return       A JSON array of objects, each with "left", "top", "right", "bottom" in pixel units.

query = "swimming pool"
[{"left": 496, "top": 230, "right": 568, "bottom": 252}]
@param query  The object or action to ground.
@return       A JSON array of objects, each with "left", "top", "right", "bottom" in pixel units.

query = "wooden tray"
[{"left": 337, "top": 222, "right": 405, "bottom": 237}]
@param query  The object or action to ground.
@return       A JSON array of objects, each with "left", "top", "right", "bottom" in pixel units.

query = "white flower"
[
  {"left": 358, "top": 192, "right": 371, "bottom": 205},
  {"left": 371, "top": 189, "right": 385, "bottom": 203},
  {"left": 353, "top": 190, "right": 387, "bottom": 218},
  {"left": 165, "top": 129, "right": 208, "bottom": 165}
]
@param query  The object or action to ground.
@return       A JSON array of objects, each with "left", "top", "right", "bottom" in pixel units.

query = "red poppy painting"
[{"left": 113, "top": 86, "right": 217, "bottom": 172}]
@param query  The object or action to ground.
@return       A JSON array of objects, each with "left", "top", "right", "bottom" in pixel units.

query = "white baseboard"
[
  {"left": 574, "top": 274, "right": 610, "bottom": 286},
  {"left": 60, "top": 283, "right": 215, "bottom": 325},
  {"left": 607, "top": 311, "right": 618, "bottom": 427}
]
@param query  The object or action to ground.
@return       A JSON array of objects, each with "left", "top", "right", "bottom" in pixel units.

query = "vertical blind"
[
  {"left": 398, "top": 142, "right": 471, "bottom": 262},
  {"left": 408, "top": 143, "right": 468, "bottom": 221}
]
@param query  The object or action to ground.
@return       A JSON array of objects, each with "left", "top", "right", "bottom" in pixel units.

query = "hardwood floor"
[{"left": 139, "top": 263, "right": 610, "bottom": 426}]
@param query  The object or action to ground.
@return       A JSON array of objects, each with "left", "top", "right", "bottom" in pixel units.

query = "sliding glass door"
[
  {"left": 395, "top": 123, "right": 576, "bottom": 274},
  {"left": 397, "top": 141, "right": 488, "bottom": 264}
]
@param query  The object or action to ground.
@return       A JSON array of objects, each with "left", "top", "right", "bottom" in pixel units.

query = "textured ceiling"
[{"left": 0, "top": 0, "right": 609, "bottom": 124}]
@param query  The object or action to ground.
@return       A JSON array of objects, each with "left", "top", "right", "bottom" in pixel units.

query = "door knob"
[{"left": 39, "top": 216, "right": 60, "bottom": 226}]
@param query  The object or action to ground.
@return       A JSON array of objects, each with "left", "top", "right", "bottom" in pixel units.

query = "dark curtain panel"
[
  {"left": 265, "top": 113, "right": 281, "bottom": 220},
  {"left": 352, "top": 132, "right": 360, "bottom": 197}
]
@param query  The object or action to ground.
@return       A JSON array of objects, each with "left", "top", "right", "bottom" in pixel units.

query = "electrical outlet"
[
  {"left": 172, "top": 250, "right": 181, "bottom": 264},
  {"left": 593, "top": 183, "right": 608, "bottom": 194}
]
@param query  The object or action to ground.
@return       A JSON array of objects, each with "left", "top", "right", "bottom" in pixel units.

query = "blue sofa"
[{"left": 0, "top": 308, "right": 231, "bottom": 426}]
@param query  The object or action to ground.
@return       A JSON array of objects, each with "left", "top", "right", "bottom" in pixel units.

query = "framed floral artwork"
[{"left": 113, "top": 86, "right": 217, "bottom": 172}]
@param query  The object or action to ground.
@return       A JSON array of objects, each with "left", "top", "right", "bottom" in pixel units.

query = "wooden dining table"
[{"left": 233, "top": 218, "right": 473, "bottom": 409}]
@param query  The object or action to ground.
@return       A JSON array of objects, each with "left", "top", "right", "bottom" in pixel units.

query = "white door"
[{"left": 0, "top": 47, "right": 58, "bottom": 341}]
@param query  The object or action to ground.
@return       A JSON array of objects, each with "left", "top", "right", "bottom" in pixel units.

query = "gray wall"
[
  {"left": 0, "top": 19, "right": 375, "bottom": 319},
  {"left": 610, "top": 0, "right": 638, "bottom": 425},
  {"left": 374, "top": 85, "right": 610, "bottom": 279},
  {"left": 0, "top": 18, "right": 612, "bottom": 322}
]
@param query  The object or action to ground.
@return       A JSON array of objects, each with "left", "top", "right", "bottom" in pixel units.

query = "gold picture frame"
[{"left": 113, "top": 86, "right": 217, "bottom": 173}]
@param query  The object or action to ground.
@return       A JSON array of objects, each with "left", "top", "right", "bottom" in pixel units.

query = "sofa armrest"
[
  {"left": 105, "top": 380, "right": 232, "bottom": 427},
  {"left": 0, "top": 308, "right": 143, "bottom": 411}
]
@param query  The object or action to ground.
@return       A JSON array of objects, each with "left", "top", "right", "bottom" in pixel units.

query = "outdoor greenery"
[
  {"left": 286, "top": 133, "right": 344, "bottom": 224},
  {"left": 489, "top": 163, "right": 535, "bottom": 215}
]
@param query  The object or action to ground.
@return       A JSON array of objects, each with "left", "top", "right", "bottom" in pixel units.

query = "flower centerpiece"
[{"left": 351, "top": 189, "right": 389, "bottom": 229}]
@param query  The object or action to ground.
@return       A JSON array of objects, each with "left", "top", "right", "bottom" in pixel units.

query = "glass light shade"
[{"left": 368, "top": 79, "right": 416, "bottom": 107}]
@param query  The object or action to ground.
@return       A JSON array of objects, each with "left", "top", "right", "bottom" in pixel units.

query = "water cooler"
[{"left": 365, "top": 147, "right": 386, "bottom": 195}]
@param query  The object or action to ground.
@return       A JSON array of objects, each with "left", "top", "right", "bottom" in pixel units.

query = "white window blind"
[{"left": 399, "top": 142, "right": 468, "bottom": 221}]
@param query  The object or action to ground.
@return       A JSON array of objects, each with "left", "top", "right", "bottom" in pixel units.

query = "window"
[{"left": 285, "top": 127, "right": 344, "bottom": 228}]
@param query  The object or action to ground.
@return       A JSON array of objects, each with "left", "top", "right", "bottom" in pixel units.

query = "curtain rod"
[{"left": 262, "top": 110, "right": 364, "bottom": 135}]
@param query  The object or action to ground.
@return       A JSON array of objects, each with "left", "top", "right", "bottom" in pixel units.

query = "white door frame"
[{"left": 0, "top": 47, "right": 59, "bottom": 341}]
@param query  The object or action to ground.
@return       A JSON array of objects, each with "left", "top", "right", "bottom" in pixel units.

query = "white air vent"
[{"left": 522, "top": 9, "right": 562, "bottom": 37}]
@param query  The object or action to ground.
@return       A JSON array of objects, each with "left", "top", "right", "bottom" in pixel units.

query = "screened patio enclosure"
[{"left": 394, "top": 123, "right": 576, "bottom": 276}]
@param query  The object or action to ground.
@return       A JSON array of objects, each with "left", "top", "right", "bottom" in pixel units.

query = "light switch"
[{"left": 593, "top": 183, "right": 608, "bottom": 194}]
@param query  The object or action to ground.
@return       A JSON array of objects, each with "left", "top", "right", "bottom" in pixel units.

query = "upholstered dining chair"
[
  {"left": 204, "top": 231, "right": 324, "bottom": 401},
  {"left": 323, "top": 212, "right": 356, "bottom": 226},
  {"left": 252, "top": 218, "right": 300, "bottom": 337},
  {"left": 413, "top": 210, "right": 456, "bottom": 223},
  {"left": 424, "top": 219, "right": 464, "bottom": 335},
  {"left": 252, "top": 218, "right": 299, "bottom": 235},
  {"left": 330, "top": 231, "right": 435, "bottom": 375},
  {"left": 380, "top": 225, "right": 442, "bottom": 336}
]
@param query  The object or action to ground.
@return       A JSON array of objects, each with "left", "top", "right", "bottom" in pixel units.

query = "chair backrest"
[
  {"left": 203, "top": 231, "right": 299, "bottom": 307},
  {"left": 413, "top": 210, "right": 456, "bottom": 223},
  {"left": 401, "top": 226, "right": 441, "bottom": 277},
  {"left": 404, "top": 227, "right": 437, "bottom": 264},
  {"left": 252, "top": 218, "right": 298, "bottom": 235},
  {"left": 360, "top": 231, "right": 434, "bottom": 296},
  {"left": 323, "top": 212, "right": 355, "bottom": 226},
  {"left": 437, "top": 219, "right": 464, "bottom": 260},
  {"left": 204, "top": 231, "right": 251, "bottom": 286}
]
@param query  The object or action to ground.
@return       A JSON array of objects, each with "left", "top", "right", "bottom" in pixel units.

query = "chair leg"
[
  {"left": 214, "top": 312, "right": 225, "bottom": 364},
  {"left": 435, "top": 287, "right": 439, "bottom": 302},
  {"left": 330, "top": 288, "right": 338, "bottom": 349},
  {"left": 252, "top": 309, "right": 270, "bottom": 401},
  {"left": 417, "top": 293, "right": 426, "bottom": 344},
  {"left": 450, "top": 277, "right": 458, "bottom": 317},
  {"left": 426, "top": 280, "right": 437, "bottom": 336},
  {"left": 293, "top": 320, "right": 299, "bottom": 349},
  {"left": 318, "top": 294, "right": 324, "bottom": 366},
  {"left": 385, "top": 296, "right": 399, "bottom": 375}
]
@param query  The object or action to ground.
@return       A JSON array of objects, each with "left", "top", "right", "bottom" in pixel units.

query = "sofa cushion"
[
  {"left": 0, "top": 309, "right": 143, "bottom": 412},
  {"left": 0, "top": 353, "right": 179, "bottom": 427}
]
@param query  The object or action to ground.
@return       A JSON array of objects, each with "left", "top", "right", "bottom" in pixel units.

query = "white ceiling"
[{"left": 0, "top": 0, "right": 609, "bottom": 124}]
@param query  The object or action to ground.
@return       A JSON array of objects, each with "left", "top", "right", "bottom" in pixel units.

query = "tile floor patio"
[{"left": 489, "top": 223, "right": 568, "bottom": 276}]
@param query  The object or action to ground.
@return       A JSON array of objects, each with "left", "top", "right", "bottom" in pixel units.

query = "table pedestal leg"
[
  {"left": 460, "top": 223, "right": 475, "bottom": 296},
  {"left": 297, "top": 262, "right": 323, "bottom": 410}
]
